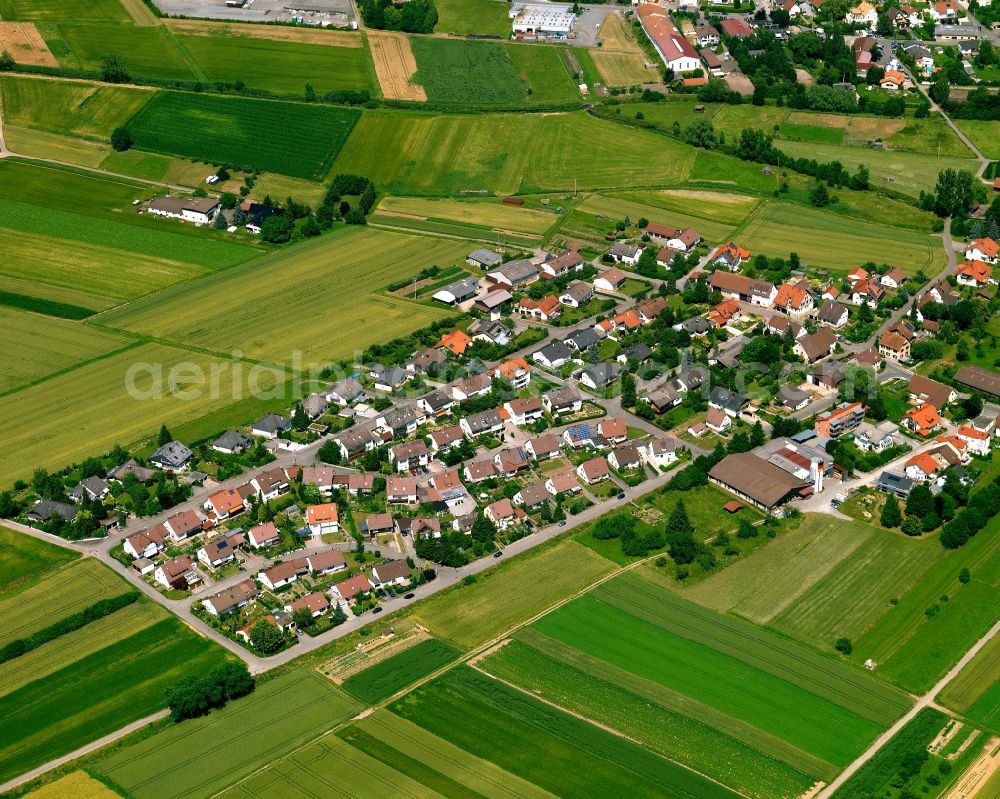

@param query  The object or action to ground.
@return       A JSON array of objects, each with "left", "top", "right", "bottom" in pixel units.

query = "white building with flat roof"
[{"left": 511, "top": 3, "right": 576, "bottom": 36}]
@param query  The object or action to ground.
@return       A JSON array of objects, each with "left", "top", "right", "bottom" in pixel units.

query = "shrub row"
[
  {"left": 0, "top": 591, "right": 140, "bottom": 664},
  {"left": 940, "top": 475, "right": 1000, "bottom": 549}
]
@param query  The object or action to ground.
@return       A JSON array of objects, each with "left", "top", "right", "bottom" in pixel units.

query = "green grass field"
[
  {"left": 175, "top": 34, "right": 373, "bottom": 97},
  {"left": 376, "top": 194, "right": 558, "bottom": 235},
  {"left": 536, "top": 577, "right": 907, "bottom": 768},
  {"left": 390, "top": 667, "right": 743, "bottom": 799},
  {"left": 504, "top": 42, "right": 580, "bottom": 105},
  {"left": 410, "top": 38, "right": 525, "bottom": 105},
  {"left": 97, "top": 227, "right": 468, "bottom": 363},
  {"left": 97, "top": 669, "right": 360, "bottom": 799},
  {"left": 411, "top": 539, "right": 615, "bottom": 648},
  {"left": 53, "top": 23, "right": 195, "bottom": 82},
  {"left": 478, "top": 637, "right": 818, "bottom": 798},
  {"left": 737, "top": 200, "right": 943, "bottom": 274},
  {"left": 0, "top": 524, "right": 77, "bottom": 595},
  {"left": 0, "top": 342, "right": 285, "bottom": 486},
  {"left": 0, "top": 612, "right": 229, "bottom": 784},
  {"left": 332, "top": 109, "right": 696, "bottom": 196},
  {"left": 125, "top": 92, "right": 360, "bottom": 179},
  {"left": 954, "top": 119, "right": 1000, "bottom": 160},
  {"left": 433, "top": 0, "right": 510, "bottom": 35},
  {"left": 0, "top": 0, "right": 128, "bottom": 20},
  {"left": 341, "top": 638, "right": 461, "bottom": 703},
  {"left": 0, "top": 77, "right": 151, "bottom": 140},
  {"left": 0, "top": 558, "right": 127, "bottom": 648},
  {"left": 0, "top": 308, "right": 133, "bottom": 393},
  {"left": 939, "top": 633, "right": 1000, "bottom": 732}
]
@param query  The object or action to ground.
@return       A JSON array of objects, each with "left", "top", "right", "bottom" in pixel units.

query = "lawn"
[
  {"left": 0, "top": 0, "right": 128, "bottom": 20},
  {"left": 175, "top": 34, "right": 373, "bottom": 97},
  {"left": 0, "top": 308, "right": 133, "bottom": 393},
  {"left": 389, "top": 667, "right": 743, "bottom": 799},
  {"left": 341, "top": 638, "right": 461, "bottom": 703},
  {"left": 0, "top": 524, "right": 77, "bottom": 595},
  {"left": 0, "top": 342, "right": 286, "bottom": 486},
  {"left": 331, "top": 109, "right": 696, "bottom": 196},
  {"left": 538, "top": 578, "right": 908, "bottom": 766},
  {"left": 433, "top": 0, "right": 509, "bottom": 35},
  {"left": 410, "top": 38, "right": 525, "bottom": 105},
  {"left": 0, "top": 76, "right": 151, "bottom": 139},
  {"left": 53, "top": 23, "right": 195, "bottom": 82},
  {"left": 649, "top": 484, "right": 765, "bottom": 540},
  {"left": 778, "top": 111, "right": 972, "bottom": 157},
  {"left": 504, "top": 42, "right": 580, "bottom": 105},
  {"left": 411, "top": 539, "right": 615, "bottom": 648},
  {"left": 737, "top": 200, "right": 943, "bottom": 274},
  {"left": 0, "top": 616, "right": 229, "bottom": 784},
  {"left": 0, "top": 558, "right": 128, "bottom": 648},
  {"left": 125, "top": 92, "right": 361, "bottom": 179},
  {"left": 939, "top": 633, "right": 1000, "bottom": 732},
  {"left": 478, "top": 637, "right": 818, "bottom": 798},
  {"left": 854, "top": 514, "right": 1000, "bottom": 693},
  {"left": 97, "top": 668, "right": 360, "bottom": 799},
  {"left": 97, "top": 227, "right": 469, "bottom": 364}
]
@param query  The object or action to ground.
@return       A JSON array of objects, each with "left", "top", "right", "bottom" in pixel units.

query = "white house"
[
  {"left": 306, "top": 503, "right": 340, "bottom": 536},
  {"left": 147, "top": 196, "right": 220, "bottom": 226}
]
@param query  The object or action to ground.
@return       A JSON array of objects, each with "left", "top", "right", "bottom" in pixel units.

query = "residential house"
[
  {"left": 608, "top": 242, "right": 642, "bottom": 266},
  {"left": 288, "top": 592, "right": 330, "bottom": 619},
  {"left": 646, "top": 381, "right": 681, "bottom": 413},
  {"left": 808, "top": 362, "right": 847, "bottom": 390},
  {"left": 795, "top": 327, "right": 837, "bottom": 363},
  {"left": 333, "top": 427, "right": 378, "bottom": 461},
  {"left": 386, "top": 475, "right": 418, "bottom": 504},
  {"left": 300, "top": 393, "right": 330, "bottom": 421},
  {"left": 956, "top": 260, "right": 993, "bottom": 288},
  {"left": 546, "top": 468, "right": 581, "bottom": 496},
  {"left": 68, "top": 475, "right": 109, "bottom": 504},
  {"left": 435, "top": 330, "right": 473, "bottom": 358},
  {"left": 880, "top": 268, "right": 908, "bottom": 290},
  {"left": 124, "top": 526, "right": 167, "bottom": 559},
  {"left": 879, "top": 330, "right": 911, "bottom": 362},
  {"left": 543, "top": 386, "right": 583, "bottom": 416},
  {"left": 306, "top": 503, "right": 340, "bottom": 536},
  {"left": 259, "top": 558, "right": 309, "bottom": 591},
  {"left": 494, "top": 446, "right": 531, "bottom": 477},
  {"left": 645, "top": 224, "right": 701, "bottom": 251},
  {"left": 198, "top": 533, "right": 241, "bottom": 569},
  {"left": 378, "top": 405, "right": 419, "bottom": 438},
  {"left": 598, "top": 417, "right": 627, "bottom": 444},
  {"left": 361, "top": 513, "right": 395, "bottom": 537},
  {"left": 855, "top": 420, "right": 899, "bottom": 452},
  {"left": 307, "top": 549, "right": 347, "bottom": 575},
  {"left": 695, "top": 23, "right": 720, "bottom": 45},
  {"left": 497, "top": 357, "right": 532, "bottom": 389},
  {"left": 563, "top": 423, "right": 596, "bottom": 450},
  {"left": 533, "top": 340, "right": 573, "bottom": 369},
  {"left": 526, "top": 433, "right": 562, "bottom": 461},
  {"left": 251, "top": 467, "right": 290, "bottom": 501},
  {"left": 541, "top": 250, "right": 585, "bottom": 279},
  {"left": 641, "top": 439, "right": 678, "bottom": 468},
  {"left": 149, "top": 440, "right": 193, "bottom": 471},
  {"left": 966, "top": 238, "right": 999, "bottom": 265},
  {"left": 902, "top": 404, "right": 943, "bottom": 437},
  {"left": 706, "top": 406, "right": 732, "bottom": 434},
  {"left": 594, "top": 268, "right": 627, "bottom": 293},
  {"left": 707, "top": 299, "right": 742, "bottom": 328},
  {"left": 468, "top": 319, "right": 511, "bottom": 348},
  {"left": 485, "top": 497, "right": 517, "bottom": 529},
  {"left": 849, "top": 279, "right": 886, "bottom": 308},
  {"left": 517, "top": 294, "right": 563, "bottom": 321},
  {"left": 330, "top": 574, "right": 374, "bottom": 608},
  {"left": 148, "top": 195, "right": 220, "bottom": 225},
  {"left": 577, "top": 455, "right": 611, "bottom": 484},
  {"left": 908, "top": 375, "right": 957, "bottom": 410},
  {"left": 514, "top": 480, "right": 552, "bottom": 509},
  {"left": 202, "top": 580, "right": 258, "bottom": 617},
  {"left": 957, "top": 424, "right": 992, "bottom": 455},
  {"left": 461, "top": 408, "right": 504, "bottom": 438},
  {"left": 108, "top": 458, "right": 155, "bottom": 483},
  {"left": 709, "top": 271, "right": 776, "bottom": 306},
  {"left": 930, "top": 0, "right": 960, "bottom": 20},
  {"left": 709, "top": 386, "right": 749, "bottom": 417},
  {"left": 464, "top": 459, "right": 497, "bottom": 484},
  {"left": 326, "top": 378, "right": 365, "bottom": 407},
  {"left": 579, "top": 362, "right": 619, "bottom": 390},
  {"left": 712, "top": 241, "right": 750, "bottom": 271},
  {"left": 565, "top": 327, "right": 600, "bottom": 352},
  {"left": 814, "top": 401, "right": 864, "bottom": 438},
  {"left": 451, "top": 372, "right": 492, "bottom": 401},
  {"left": 205, "top": 486, "right": 248, "bottom": 520},
  {"left": 816, "top": 300, "right": 849, "bottom": 329},
  {"left": 430, "top": 425, "right": 464, "bottom": 454},
  {"left": 371, "top": 560, "right": 412, "bottom": 587},
  {"left": 776, "top": 384, "right": 810, "bottom": 410},
  {"left": 613, "top": 308, "right": 644, "bottom": 334},
  {"left": 773, "top": 283, "right": 814, "bottom": 317},
  {"left": 212, "top": 430, "right": 252, "bottom": 454},
  {"left": 503, "top": 396, "right": 544, "bottom": 425},
  {"left": 560, "top": 280, "right": 593, "bottom": 308},
  {"left": 247, "top": 521, "right": 281, "bottom": 549},
  {"left": 154, "top": 555, "right": 200, "bottom": 590}
]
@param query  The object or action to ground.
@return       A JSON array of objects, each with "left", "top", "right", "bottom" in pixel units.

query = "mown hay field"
[
  {"left": 125, "top": 92, "right": 361, "bottom": 179},
  {"left": 592, "top": 14, "right": 656, "bottom": 86},
  {"left": 175, "top": 34, "right": 374, "bottom": 97},
  {"left": 504, "top": 42, "right": 581, "bottom": 105},
  {"left": 411, "top": 539, "right": 615, "bottom": 648},
  {"left": 0, "top": 524, "right": 77, "bottom": 595},
  {"left": 782, "top": 112, "right": 970, "bottom": 157},
  {"left": 22, "top": 771, "right": 120, "bottom": 799},
  {"left": 0, "top": 76, "right": 151, "bottom": 139},
  {"left": 376, "top": 194, "right": 558, "bottom": 234},
  {"left": 0, "top": 558, "right": 127, "bottom": 648},
  {"left": 0, "top": 308, "right": 132, "bottom": 393},
  {"left": 410, "top": 38, "right": 525, "bottom": 105},
  {"left": 0, "top": 617, "right": 229, "bottom": 784},
  {"left": 388, "top": 667, "right": 743, "bottom": 799},
  {"left": 97, "top": 669, "right": 360, "bottom": 799},
  {"left": 955, "top": 119, "right": 1000, "bottom": 160},
  {"left": 0, "top": 342, "right": 286, "bottom": 486},
  {"left": 332, "top": 109, "right": 696, "bottom": 195},
  {"left": 98, "top": 227, "right": 468, "bottom": 364},
  {"left": 341, "top": 638, "right": 461, "bottom": 703},
  {"left": 0, "top": 0, "right": 128, "bottom": 20},
  {"left": 738, "top": 201, "right": 943, "bottom": 274},
  {"left": 478, "top": 636, "right": 819, "bottom": 798},
  {"left": 367, "top": 30, "right": 426, "bottom": 101},
  {"left": 939, "top": 633, "right": 1000, "bottom": 731},
  {"left": 164, "top": 18, "right": 363, "bottom": 46},
  {"left": 51, "top": 23, "right": 195, "bottom": 81},
  {"left": 433, "top": 0, "right": 509, "bottom": 35}
]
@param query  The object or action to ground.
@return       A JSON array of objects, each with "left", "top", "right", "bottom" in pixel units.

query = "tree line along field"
[
  {"left": 124, "top": 92, "right": 361, "bottom": 180},
  {"left": 331, "top": 109, "right": 696, "bottom": 196},
  {"left": 97, "top": 227, "right": 469, "bottom": 364},
  {"left": 0, "top": 544, "right": 230, "bottom": 784},
  {"left": 96, "top": 669, "right": 361, "bottom": 799}
]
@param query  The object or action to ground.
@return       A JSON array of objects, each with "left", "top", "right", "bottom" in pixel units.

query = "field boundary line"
[{"left": 158, "top": 25, "right": 209, "bottom": 83}]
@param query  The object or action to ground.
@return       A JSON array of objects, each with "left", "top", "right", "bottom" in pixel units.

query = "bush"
[{"left": 166, "top": 661, "right": 255, "bottom": 722}]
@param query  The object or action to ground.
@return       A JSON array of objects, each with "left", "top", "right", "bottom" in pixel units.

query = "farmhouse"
[
  {"left": 467, "top": 248, "right": 503, "bottom": 269},
  {"left": 433, "top": 276, "right": 480, "bottom": 305},
  {"left": 908, "top": 375, "right": 956, "bottom": 410},
  {"left": 147, "top": 196, "right": 220, "bottom": 226},
  {"left": 879, "top": 330, "right": 911, "bottom": 362},
  {"left": 709, "top": 452, "right": 809, "bottom": 513},
  {"left": 487, "top": 259, "right": 540, "bottom": 288},
  {"left": 953, "top": 365, "right": 1000, "bottom": 398},
  {"left": 474, "top": 289, "right": 513, "bottom": 318},
  {"left": 637, "top": 3, "right": 700, "bottom": 72},
  {"left": 709, "top": 271, "right": 776, "bottom": 305}
]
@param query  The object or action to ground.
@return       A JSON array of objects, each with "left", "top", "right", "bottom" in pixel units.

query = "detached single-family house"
[
  {"left": 154, "top": 555, "right": 200, "bottom": 590},
  {"left": 533, "top": 340, "right": 573, "bottom": 369},
  {"left": 712, "top": 241, "right": 750, "bottom": 271},
  {"left": 577, "top": 455, "right": 611, "bottom": 484},
  {"left": 579, "top": 362, "right": 619, "bottom": 390},
  {"left": 794, "top": 327, "right": 837, "bottom": 364},
  {"left": 594, "top": 268, "right": 627, "bottom": 293},
  {"left": 326, "top": 378, "right": 365, "bottom": 407},
  {"left": 497, "top": 357, "right": 532, "bottom": 389},
  {"left": 259, "top": 558, "right": 309, "bottom": 591},
  {"left": 879, "top": 330, "right": 911, "bottom": 362},
  {"left": 251, "top": 413, "right": 291, "bottom": 439},
  {"left": 307, "top": 549, "right": 347, "bottom": 575},
  {"left": 202, "top": 580, "right": 258, "bottom": 617},
  {"left": 371, "top": 560, "right": 412, "bottom": 587},
  {"left": 485, "top": 498, "right": 517, "bottom": 529},
  {"left": 386, "top": 475, "right": 418, "bottom": 504},
  {"left": 608, "top": 242, "right": 642, "bottom": 266},
  {"left": 306, "top": 503, "right": 340, "bottom": 535},
  {"left": 956, "top": 260, "right": 994, "bottom": 288},
  {"left": 124, "top": 525, "right": 168, "bottom": 559},
  {"left": 503, "top": 396, "right": 544, "bottom": 425},
  {"left": 543, "top": 386, "right": 582, "bottom": 416},
  {"left": 149, "top": 440, "right": 193, "bottom": 471},
  {"left": 641, "top": 439, "right": 678, "bottom": 468},
  {"left": 902, "top": 404, "right": 943, "bottom": 437},
  {"left": 247, "top": 521, "right": 281, "bottom": 549},
  {"left": 213, "top": 430, "right": 252, "bottom": 454},
  {"left": 816, "top": 300, "right": 849, "bottom": 329},
  {"left": 966, "top": 238, "right": 999, "bottom": 265},
  {"left": 198, "top": 533, "right": 241, "bottom": 569},
  {"left": 517, "top": 295, "right": 563, "bottom": 321},
  {"left": 68, "top": 476, "right": 109, "bottom": 504},
  {"left": 461, "top": 408, "right": 504, "bottom": 438},
  {"left": 609, "top": 443, "right": 642, "bottom": 471},
  {"left": 560, "top": 281, "right": 593, "bottom": 308}
]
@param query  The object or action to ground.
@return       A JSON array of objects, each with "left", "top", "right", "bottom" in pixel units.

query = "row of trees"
[{"left": 166, "top": 662, "right": 255, "bottom": 721}]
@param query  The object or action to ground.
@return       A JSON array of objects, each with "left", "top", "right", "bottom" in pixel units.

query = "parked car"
[
  {"left": 404, "top": 593, "right": 415, "bottom": 599},
  {"left": 493, "top": 550, "right": 503, "bottom": 558}
]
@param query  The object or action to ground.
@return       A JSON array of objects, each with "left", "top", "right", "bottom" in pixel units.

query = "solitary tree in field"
[
  {"left": 834, "top": 637, "right": 853, "bottom": 655},
  {"left": 0, "top": 50, "right": 14, "bottom": 71},
  {"left": 100, "top": 54, "right": 131, "bottom": 84},
  {"left": 110, "top": 127, "right": 132, "bottom": 152}
]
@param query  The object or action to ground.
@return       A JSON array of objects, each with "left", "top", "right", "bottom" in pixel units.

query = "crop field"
[
  {"left": 504, "top": 43, "right": 580, "bottom": 105},
  {"left": 577, "top": 190, "right": 758, "bottom": 243},
  {"left": 478, "top": 637, "right": 818, "bottom": 798},
  {"left": 0, "top": 617, "right": 229, "bottom": 784},
  {"left": 412, "top": 539, "right": 615, "bottom": 648},
  {"left": 0, "top": 76, "right": 151, "bottom": 139},
  {"left": 0, "top": 0, "right": 128, "bottom": 20},
  {"left": 175, "top": 34, "right": 373, "bottom": 97},
  {"left": 163, "top": 18, "right": 363, "bottom": 46},
  {"left": 0, "top": 342, "right": 286, "bottom": 486},
  {"left": 940, "top": 634, "right": 1000, "bottom": 731},
  {"left": 376, "top": 195, "right": 558, "bottom": 235},
  {"left": 53, "top": 23, "right": 195, "bottom": 82},
  {"left": 0, "top": 22, "right": 57, "bottom": 66},
  {"left": 98, "top": 228, "right": 467, "bottom": 364},
  {"left": 955, "top": 120, "right": 1000, "bottom": 160},
  {"left": 592, "top": 14, "right": 656, "bottom": 86},
  {"left": 0, "top": 309, "right": 132, "bottom": 393},
  {"left": 411, "top": 38, "right": 524, "bottom": 105},
  {"left": 0, "top": 601, "right": 163, "bottom": 698},
  {"left": 738, "top": 201, "right": 942, "bottom": 273},
  {"left": 332, "top": 110, "right": 695, "bottom": 195},
  {"left": 0, "top": 525, "right": 77, "bottom": 595},
  {"left": 125, "top": 92, "right": 361, "bottom": 179},
  {"left": 433, "top": 0, "right": 509, "bottom": 35},
  {"left": 23, "top": 771, "right": 120, "bottom": 799},
  {"left": 367, "top": 30, "right": 425, "bottom": 101},
  {"left": 97, "top": 669, "right": 360, "bottom": 799},
  {"left": 389, "top": 667, "right": 742, "bottom": 799},
  {"left": 0, "top": 558, "right": 127, "bottom": 648},
  {"left": 341, "top": 638, "right": 461, "bottom": 703},
  {"left": 854, "top": 516, "right": 1000, "bottom": 693}
]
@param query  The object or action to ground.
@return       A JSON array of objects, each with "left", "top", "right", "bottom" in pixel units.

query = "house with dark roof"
[{"left": 149, "top": 440, "right": 193, "bottom": 471}]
